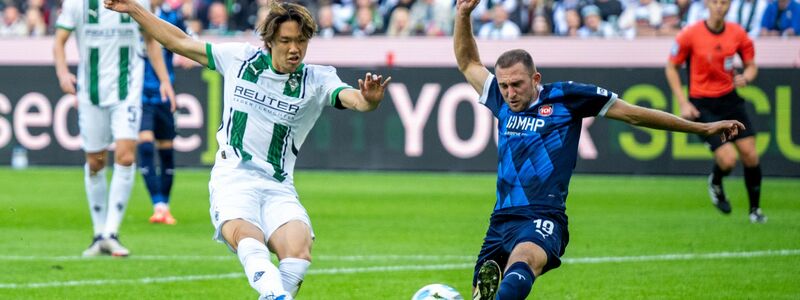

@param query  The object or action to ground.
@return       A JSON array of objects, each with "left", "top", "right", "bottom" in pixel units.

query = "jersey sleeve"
[
  {"left": 559, "top": 82, "right": 618, "bottom": 118},
  {"left": 668, "top": 29, "right": 692, "bottom": 66},
  {"left": 478, "top": 74, "right": 503, "bottom": 117},
  {"left": 737, "top": 30, "right": 755, "bottom": 63},
  {"left": 55, "top": 0, "right": 79, "bottom": 31},
  {"left": 314, "top": 65, "right": 353, "bottom": 108},
  {"left": 205, "top": 42, "right": 250, "bottom": 74}
]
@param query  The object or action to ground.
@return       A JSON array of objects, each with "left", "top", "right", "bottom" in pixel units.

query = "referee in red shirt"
[{"left": 665, "top": 0, "right": 766, "bottom": 223}]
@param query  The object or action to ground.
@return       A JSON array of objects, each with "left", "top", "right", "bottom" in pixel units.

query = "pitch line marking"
[
  {"left": 0, "top": 254, "right": 474, "bottom": 262},
  {"left": 1, "top": 249, "right": 798, "bottom": 289}
]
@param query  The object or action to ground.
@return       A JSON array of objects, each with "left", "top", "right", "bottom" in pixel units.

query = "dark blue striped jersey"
[
  {"left": 479, "top": 76, "right": 618, "bottom": 214},
  {"left": 142, "top": 5, "right": 185, "bottom": 102}
]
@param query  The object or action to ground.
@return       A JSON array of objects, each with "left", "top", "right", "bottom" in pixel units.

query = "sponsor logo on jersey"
[
  {"left": 596, "top": 87, "right": 608, "bottom": 97},
  {"left": 84, "top": 27, "right": 136, "bottom": 38},
  {"left": 538, "top": 104, "right": 553, "bottom": 117},
  {"left": 506, "top": 115, "right": 546, "bottom": 133},
  {"left": 234, "top": 85, "right": 300, "bottom": 116}
]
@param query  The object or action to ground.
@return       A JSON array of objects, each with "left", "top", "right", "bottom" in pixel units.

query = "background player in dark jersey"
[
  {"left": 455, "top": 1, "right": 745, "bottom": 299},
  {"left": 138, "top": 0, "right": 184, "bottom": 225},
  {"left": 665, "top": 0, "right": 765, "bottom": 223}
]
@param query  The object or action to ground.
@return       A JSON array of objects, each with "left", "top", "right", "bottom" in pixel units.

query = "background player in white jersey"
[
  {"left": 53, "top": 0, "right": 175, "bottom": 257},
  {"left": 104, "top": 1, "right": 391, "bottom": 298}
]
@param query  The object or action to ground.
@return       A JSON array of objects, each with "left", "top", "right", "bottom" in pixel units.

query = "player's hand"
[
  {"left": 733, "top": 74, "right": 749, "bottom": 87},
  {"left": 159, "top": 81, "right": 177, "bottom": 112},
  {"left": 358, "top": 72, "right": 392, "bottom": 104},
  {"left": 103, "top": 0, "right": 135, "bottom": 12},
  {"left": 706, "top": 120, "right": 745, "bottom": 142},
  {"left": 456, "top": 0, "right": 481, "bottom": 16},
  {"left": 57, "top": 71, "right": 77, "bottom": 95},
  {"left": 679, "top": 101, "right": 700, "bottom": 120}
]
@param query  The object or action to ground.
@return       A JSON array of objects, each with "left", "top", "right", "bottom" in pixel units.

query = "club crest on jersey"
[
  {"left": 538, "top": 104, "right": 553, "bottom": 117},
  {"left": 287, "top": 78, "right": 299, "bottom": 92}
]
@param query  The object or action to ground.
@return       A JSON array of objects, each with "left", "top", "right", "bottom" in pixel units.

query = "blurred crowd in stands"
[{"left": 1, "top": 0, "right": 798, "bottom": 38}]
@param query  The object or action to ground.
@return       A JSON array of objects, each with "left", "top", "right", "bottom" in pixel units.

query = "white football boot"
[
  {"left": 82, "top": 235, "right": 107, "bottom": 257},
  {"left": 102, "top": 234, "right": 130, "bottom": 257}
]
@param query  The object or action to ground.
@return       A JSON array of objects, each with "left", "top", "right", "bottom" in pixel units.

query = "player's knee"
[
  {"left": 156, "top": 140, "right": 174, "bottom": 149},
  {"left": 717, "top": 156, "right": 737, "bottom": 170},
  {"left": 739, "top": 152, "right": 759, "bottom": 167},
  {"left": 286, "top": 248, "right": 312, "bottom": 262},
  {"left": 86, "top": 153, "right": 106, "bottom": 172},
  {"left": 272, "top": 239, "right": 312, "bottom": 261},
  {"left": 223, "top": 219, "right": 265, "bottom": 250},
  {"left": 138, "top": 133, "right": 154, "bottom": 143},
  {"left": 115, "top": 152, "right": 136, "bottom": 166},
  {"left": 513, "top": 242, "right": 547, "bottom": 275}
]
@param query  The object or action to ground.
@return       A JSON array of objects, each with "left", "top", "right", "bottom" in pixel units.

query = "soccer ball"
[{"left": 411, "top": 283, "right": 464, "bottom": 300}]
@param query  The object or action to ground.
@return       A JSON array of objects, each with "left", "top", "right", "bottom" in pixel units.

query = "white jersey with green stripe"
[
  {"left": 207, "top": 42, "right": 352, "bottom": 184},
  {"left": 56, "top": 0, "right": 150, "bottom": 107}
]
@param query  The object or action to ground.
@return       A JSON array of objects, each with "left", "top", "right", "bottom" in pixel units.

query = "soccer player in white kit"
[
  {"left": 53, "top": 0, "right": 175, "bottom": 257},
  {"left": 104, "top": 1, "right": 391, "bottom": 298}
]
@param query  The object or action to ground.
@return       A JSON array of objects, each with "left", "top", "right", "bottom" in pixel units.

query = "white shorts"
[
  {"left": 78, "top": 100, "right": 141, "bottom": 153},
  {"left": 208, "top": 158, "right": 313, "bottom": 250}
]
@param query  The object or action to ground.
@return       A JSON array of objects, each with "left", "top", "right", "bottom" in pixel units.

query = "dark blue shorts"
[
  {"left": 472, "top": 206, "right": 569, "bottom": 286},
  {"left": 140, "top": 94, "right": 176, "bottom": 140}
]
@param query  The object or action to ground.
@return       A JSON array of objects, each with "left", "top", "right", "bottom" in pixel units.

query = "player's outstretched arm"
[
  {"left": 338, "top": 72, "right": 392, "bottom": 112},
  {"left": 53, "top": 28, "right": 76, "bottom": 95},
  {"left": 454, "top": 0, "right": 490, "bottom": 94},
  {"left": 606, "top": 98, "right": 744, "bottom": 142},
  {"left": 104, "top": 0, "right": 208, "bottom": 67}
]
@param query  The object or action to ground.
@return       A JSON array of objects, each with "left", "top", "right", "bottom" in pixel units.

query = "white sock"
[
  {"left": 84, "top": 164, "right": 107, "bottom": 236},
  {"left": 154, "top": 202, "right": 169, "bottom": 211},
  {"left": 237, "top": 238, "right": 287, "bottom": 298},
  {"left": 279, "top": 258, "right": 311, "bottom": 297},
  {"left": 103, "top": 163, "right": 135, "bottom": 237}
]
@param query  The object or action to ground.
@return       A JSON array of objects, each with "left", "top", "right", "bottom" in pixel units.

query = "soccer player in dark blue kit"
[
  {"left": 454, "top": 1, "right": 746, "bottom": 299},
  {"left": 138, "top": 0, "right": 184, "bottom": 225}
]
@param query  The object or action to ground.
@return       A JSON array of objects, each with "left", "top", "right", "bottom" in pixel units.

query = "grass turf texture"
[{"left": 0, "top": 167, "right": 798, "bottom": 299}]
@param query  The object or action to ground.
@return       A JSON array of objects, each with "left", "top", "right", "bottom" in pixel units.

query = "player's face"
[
  {"left": 269, "top": 20, "right": 309, "bottom": 74},
  {"left": 705, "top": 0, "right": 731, "bottom": 22},
  {"left": 495, "top": 63, "right": 541, "bottom": 113}
]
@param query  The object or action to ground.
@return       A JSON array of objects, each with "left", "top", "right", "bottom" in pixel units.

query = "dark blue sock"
[
  {"left": 496, "top": 261, "right": 535, "bottom": 300},
  {"left": 138, "top": 142, "right": 161, "bottom": 205},
  {"left": 158, "top": 148, "right": 175, "bottom": 204}
]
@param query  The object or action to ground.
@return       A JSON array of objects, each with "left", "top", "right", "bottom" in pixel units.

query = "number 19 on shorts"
[{"left": 533, "top": 219, "right": 554, "bottom": 238}]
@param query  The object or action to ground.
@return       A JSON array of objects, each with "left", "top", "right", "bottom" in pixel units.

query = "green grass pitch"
[{"left": 1, "top": 167, "right": 798, "bottom": 299}]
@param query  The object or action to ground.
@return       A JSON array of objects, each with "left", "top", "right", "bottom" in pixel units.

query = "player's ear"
[{"left": 532, "top": 72, "right": 541, "bottom": 84}]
